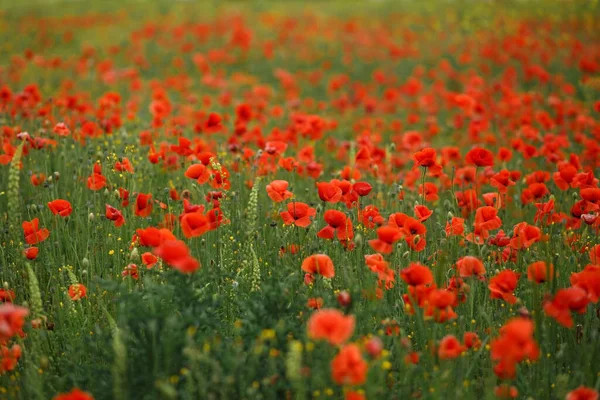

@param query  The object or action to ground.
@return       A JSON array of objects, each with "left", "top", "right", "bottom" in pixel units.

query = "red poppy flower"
[
  {"left": 463, "top": 332, "right": 481, "bottom": 349},
  {"left": 352, "top": 181, "right": 372, "bottom": 197},
  {"left": 317, "top": 182, "right": 343, "bottom": 203},
  {"left": 307, "top": 308, "right": 355, "bottom": 345},
  {"left": 490, "top": 317, "right": 539, "bottom": 379},
  {"left": 30, "top": 173, "right": 46, "bottom": 186},
  {"left": 135, "top": 227, "right": 175, "bottom": 247},
  {"left": 114, "top": 157, "right": 134, "bottom": 173},
  {"left": 280, "top": 202, "right": 316, "bottom": 228},
  {"left": 52, "top": 388, "right": 94, "bottom": 400},
  {"left": 413, "top": 147, "right": 442, "bottom": 173},
  {"left": 24, "top": 247, "right": 39, "bottom": 260},
  {"left": 445, "top": 217, "right": 465, "bottom": 236},
  {"left": 22, "top": 218, "right": 50, "bottom": 245},
  {"left": 135, "top": 193, "right": 153, "bottom": 217},
  {"left": 570, "top": 264, "right": 600, "bottom": 302},
  {"left": 52, "top": 122, "right": 70, "bottom": 137},
  {"left": 141, "top": 252, "right": 158, "bottom": 269},
  {"left": 266, "top": 180, "right": 293, "bottom": 202},
  {"left": 301, "top": 254, "right": 335, "bottom": 278},
  {"left": 184, "top": 164, "right": 210, "bottom": 184},
  {"left": 318, "top": 210, "right": 353, "bottom": 241},
  {"left": 544, "top": 286, "right": 590, "bottom": 328},
  {"left": 455, "top": 256, "right": 486, "bottom": 277},
  {"left": 105, "top": 204, "right": 125, "bottom": 227},
  {"left": 527, "top": 261, "right": 554, "bottom": 283},
  {"left": 494, "top": 385, "right": 518, "bottom": 399},
  {"left": 566, "top": 386, "right": 599, "bottom": 400},
  {"left": 180, "top": 212, "right": 210, "bottom": 238},
  {"left": 488, "top": 270, "right": 520, "bottom": 304},
  {"left": 0, "top": 289, "right": 15, "bottom": 303},
  {"left": 474, "top": 206, "right": 502, "bottom": 231},
  {"left": 510, "top": 222, "right": 541, "bottom": 250},
  {"left": 369, "top": 226, "right": 403, "bottom": 254},
  {"left": 48, "top": 199, "right": 73, "bottom": 217},
  {"left": 331, "top": 344, "right": 367, "bottom": 385},
  {"left": 414, "top": 205, "right": 432, "bottom": 222},
  {"left": 68, "top": 284, "right": 87, "bottom": 301},
  {"left": 438, "top": 335, "right": 465, "bottom": 359},
  {"left": 400, "top": 262, "right": 434, "bottom": 286},
  {"left": 306, "top": 297, "right": 323, "bottom": 310},
  {"left": 153, "top": 240, "right": 200, "bottom": 273},
  {"left": 87, "top": 163, "right": 106, "bottom": 191},
  {"left": 466, "top": 147, "right": 494, "bottom": 167},
  {"left": 401, "top": 217, "right": 427, "bottom": 251}
]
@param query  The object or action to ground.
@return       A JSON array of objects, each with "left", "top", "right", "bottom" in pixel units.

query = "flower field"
[{"left": 1, "top": 1, "right": 600, "bottom": 399}]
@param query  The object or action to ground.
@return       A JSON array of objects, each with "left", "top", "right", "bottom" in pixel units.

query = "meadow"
[{"left": 0, "top": 1, "right": 599, "bottom": 399}]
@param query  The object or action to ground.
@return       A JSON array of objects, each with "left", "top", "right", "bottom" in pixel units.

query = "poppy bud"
[
  {"left": 581, "top": 214, "right": 598, "bottom": 225},
  {"left": 24, "top": 247, "right": 39, "bottom": 260},
  {"left": 114, "top": 190, "right": 120, "bottom": 198},
  {"left": 354, "top": 233, "right": 363, "bottom": 246},
  {"left": 82, "top": 257, "right": 90, "bottom": 268},
  {"left": 304, "top": 273, "right": 314, "bottom": 285},
  {"left": 447, "top": 211, "right": 454, "bottom": 219},
  {"left": 17, "top": 131, "right": 30, "bottom": 141},
  {"left": 53, "top": 171, "right": 60, "bottom": 181},
  {"left": 31, "top": 318, "right": 43, "bottom": 329},
  {"left": 130, "top": 247, "right": 140, "bottom": 261},
  {"left": 365, "top": 336, "right": 383, "bottom": 358},
  {"left": 104, "top": 189, "right": 110, "bottom": 196},
  {"left": 337, "top": 291, "right": 352, "bottom": 308},
  {"left": 402, "top": 251, "right": 410, "bottom": 258},
  {"left": 88, "top": 213, "right": 95, "bottom": 221},
  {"left": 518, "top": 307, "right": 531, "bottom": 319},
  {"left": 47, "top": 176, "right": 53, "bottom": 183},
  {"left": 400, "top": 337, "right": 412, "bottom": 349}
]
